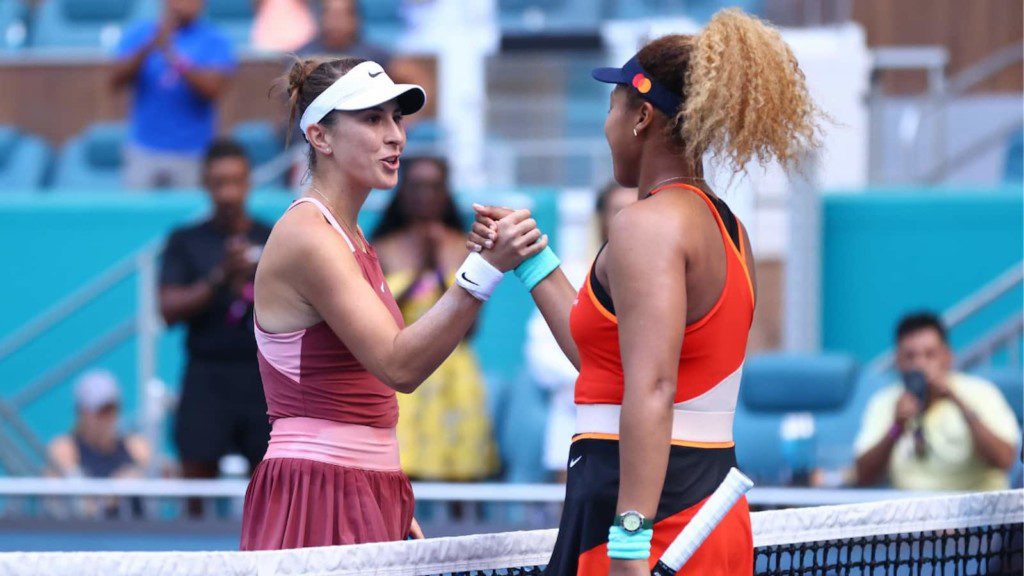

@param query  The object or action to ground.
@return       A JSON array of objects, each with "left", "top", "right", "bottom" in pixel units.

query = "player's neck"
[
  {"left": 310, "top": 172, "right": 369, "bottom": 230},
  {"left": 636, "top": 150, "right": 704, "bottom": 198}
]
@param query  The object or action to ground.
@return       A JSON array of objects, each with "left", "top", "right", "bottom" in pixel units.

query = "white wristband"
[{"left": 455, "top": 252, "right": 503, "bottom": 302}]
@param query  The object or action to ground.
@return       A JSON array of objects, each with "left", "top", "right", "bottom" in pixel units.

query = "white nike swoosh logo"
[{"left": 569, "top": 455, "right": 583, "bottom": 468}]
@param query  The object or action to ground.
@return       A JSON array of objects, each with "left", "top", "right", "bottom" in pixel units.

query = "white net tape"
[{"left": 0, "top": 490, "right": 1019, "bottom": 576}]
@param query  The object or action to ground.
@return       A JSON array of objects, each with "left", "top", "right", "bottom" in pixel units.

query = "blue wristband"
[
  {"left": 514, "top": 246, "right": 560, "bottom": 291},
  {"left": 607, "top": 526, "right": 654, "bottom": 560}
]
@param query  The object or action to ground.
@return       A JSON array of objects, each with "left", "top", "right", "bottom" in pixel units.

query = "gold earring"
[{"left": 633, "top": 128, "right": 638, "bottom": 137}]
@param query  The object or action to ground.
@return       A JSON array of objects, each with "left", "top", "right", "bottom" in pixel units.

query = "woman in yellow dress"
[{"left": 373, "top": 156, "right": 498, "bottom": 481}]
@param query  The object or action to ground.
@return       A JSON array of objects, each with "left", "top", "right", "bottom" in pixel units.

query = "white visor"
[{"left": 298, "top": 61, "right": 426, "bottom": 135}]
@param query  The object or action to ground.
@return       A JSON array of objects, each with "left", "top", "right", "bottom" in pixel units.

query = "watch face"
[{"left": 623, "top": 513, "right": 642, "bottom": 532}]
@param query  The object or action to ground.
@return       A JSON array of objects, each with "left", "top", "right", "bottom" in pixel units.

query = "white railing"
[
  {"left": 0, "top": 241, "right": 169, "bottom": 475},
  {"left": 867, "top": 262, "right": 1024, "bottom": 374},
  {"left": 0, "top": 477, "right": 956, "bottom": 509}
]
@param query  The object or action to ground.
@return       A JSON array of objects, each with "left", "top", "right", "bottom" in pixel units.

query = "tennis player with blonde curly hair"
[{"left": 471, "top": 10, "right": 822, "bottom": 575}]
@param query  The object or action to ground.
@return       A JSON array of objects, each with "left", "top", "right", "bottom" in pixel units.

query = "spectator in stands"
[
  {"left": 525, "top": 182, "right": 636, "bottom": 482},
  {"left": 159, "top": 140, "right": 271, "bottom": 510},
  {"left": 47, "top": 370, "right": 151, "bottom": 479},
  {"left": 854, "top": 312, "right": 1020, "bottom": 490},
  {"left": 111, "top": 0, "right": 237, "bottom": 190},
  {"left": 372, "top": 156, "right": 497, "bottom": 481},
  {"left": 298, "top": 0, "right": 391, "bottom": 67},
  {"left": 252, "top": 0, "right": 316, "bottom": 52},
  {"left": 47, "top": 370, "right": 151, "bottom": 518}
]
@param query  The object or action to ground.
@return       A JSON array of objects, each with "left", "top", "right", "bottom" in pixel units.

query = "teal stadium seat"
[
  {"left": 406, "top": 119, "right": 442, "bottom": 145},
  {"left": 498, "top": 0, "right": 600, "bottom": 33},
  {"left": 204, "top": 0, "right": 253, "bottom": 47},
  {"left": 358, "top": 0, "right": 402, "bottom": 47},
  {"left": 971, "top": 366, "right": 1024, "bottom": 427},
  {"left": 492, "top": 371, "right": 548, "bottom": 483},
  {"left": 733, "top": 354, "right": 859, "bottom": 484},
  {"left": 608, "top": 0, "right": 762, "bottom": 21},
  {"left": 53, "top": 122, "right": 126, "bottom": 189},
  {"left": 230, "top": 120, "right": 281, "bottom": 167},
  {"left": 230, "top": 120, "right": 283, "bottom": 186},
  {"left": 31, "top": 0, "right": 147, "bottom": 50},
  {"left": 0, "top": 0, "right": 28, "bottom": 50},
  {"left": 1004, "top": 130, "right": 1023, "bottom": 184},
  {"left": 0, "top": 126, "right": 51, "bottom": 190}
]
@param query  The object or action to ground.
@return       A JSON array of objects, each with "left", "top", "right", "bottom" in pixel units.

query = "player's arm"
[
  {"left": 469, "top": 205, "right": 580, "bottom": 368},
  {"left": 525, "top": 269, "right": 579, "bottom": 368},
  {"left": 606, "top": 203, "right": 687, "bottom": 573},
  {"left": 290, "top": 209, "right": 544, "bottom": 393}
]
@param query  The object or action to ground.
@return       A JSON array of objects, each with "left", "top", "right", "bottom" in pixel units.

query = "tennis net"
[{"left": 0, "top": 489, "right": 1019, "bottom": 575}]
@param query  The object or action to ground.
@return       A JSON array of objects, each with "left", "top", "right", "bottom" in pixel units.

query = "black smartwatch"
[{"left": 613, "top": 510, "right": 653, "bottom": 535}]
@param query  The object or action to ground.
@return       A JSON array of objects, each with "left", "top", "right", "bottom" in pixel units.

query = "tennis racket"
[{"left": 650, "top": 467, "right": 754, "bottom": 576}]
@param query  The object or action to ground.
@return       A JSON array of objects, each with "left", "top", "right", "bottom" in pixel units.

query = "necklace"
[
  {"left": 641, "top": 175, "right": 706, "bottom": 199},
  {"left": 308, "top": 186, "right": 365, "bottom": 252}
]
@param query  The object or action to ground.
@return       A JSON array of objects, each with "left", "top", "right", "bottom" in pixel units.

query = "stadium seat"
[
  {"left": 971, "top": 366, "right": 1024, "bottom": 426},
  {"left": 608, "top": 0, "right": 762, "bottom": 20},
  {"left": 1004, "top": 129, "right": 1023, "bottom": 184},
  {"left": 493, "top": 371, "right": 548, "bottom": 483},
  {"left": 0, "top": 0, "right": 28, "bottom": 51},
  {"left": 741, "top": 353, "right": 858, "bottom": 413},
  {"left": 406, "top": 119, "right": 443, "bottom": 145},
  {"left": 734, "top": 353, "right": 860, "bottom": 484},
  {"left": 31, "top": 0, "right": 147, "bottom": 50},
  {"left": 358, "top": 0, "right": 402, "bottom": 46},
  {"left": 230, "top": 120, "right": 282, "bottom": 168},
  {"left": 498, "top": 0, "right": 601, "bottom": 33},
  {"left": 53, "top": 122, "right": 126, "bottom": 189},
  {"left": 564, "top": 98, "right": 605, "bottom": 138},
  {"left": 0, "top": 126, "right": 51, "bottom": 191},
  {"left": 230, "top": 120, "right": 284, "bottom": 187},
  {"left": 204, "top": 0, "right": 253, "bottom": 47}
]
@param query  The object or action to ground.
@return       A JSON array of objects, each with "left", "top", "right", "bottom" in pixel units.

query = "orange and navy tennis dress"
[{"left": 544, "top": 183, "right": 755, "bottom": 576}]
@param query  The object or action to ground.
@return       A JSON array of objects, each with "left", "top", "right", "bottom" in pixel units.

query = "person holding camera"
[
  {"left": 853, "top": 312, "right": 1020, "bottom": 490},
  {"left": 159, "top": 140, "right": 272, "bottom": 501}
]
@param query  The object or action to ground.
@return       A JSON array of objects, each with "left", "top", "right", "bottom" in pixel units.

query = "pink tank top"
[{"left": 254, "top": 198, "right": 404, "bottom": 429}]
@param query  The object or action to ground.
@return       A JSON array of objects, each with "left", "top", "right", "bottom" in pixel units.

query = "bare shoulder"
[
  {"left": 47, "top": 435, "right": 77, "bottom": 465},
  {"left": 124, "top": 435, "right": 152, "bottom": 464},
  {"left": 607, "top": 194, "right": 691, "bottom": 248},
  {"left": 264, "top": 203, "right": 357, "bottom": 269}
]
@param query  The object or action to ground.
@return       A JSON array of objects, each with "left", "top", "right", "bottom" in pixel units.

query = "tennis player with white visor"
[{"left": 240, "top": 57, "right": 549, "bottom": 550}]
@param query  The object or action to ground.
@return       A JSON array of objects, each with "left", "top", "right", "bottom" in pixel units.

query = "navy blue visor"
[{"left": 592, "top": 56, "right": 683, "bottom": 117}]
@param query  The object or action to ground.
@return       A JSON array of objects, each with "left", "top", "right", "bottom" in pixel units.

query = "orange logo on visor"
[{"left": 631, "top": 73, "right": 652, "bottom": 94}]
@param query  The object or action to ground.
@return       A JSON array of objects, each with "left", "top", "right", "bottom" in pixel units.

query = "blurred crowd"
[
  {"left": 17, "top": 0, "right": 1022, "bottom": 520},
  {"left": 109, "top": 0, "right": 392, "bottom": 191},
  {"left": 46, "top": 134, "right": 1023, "bottom": 519}
]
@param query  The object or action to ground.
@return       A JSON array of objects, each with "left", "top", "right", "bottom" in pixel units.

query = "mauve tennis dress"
[{"left": 240, "top": 197, "right": 414, "bottom": 550}]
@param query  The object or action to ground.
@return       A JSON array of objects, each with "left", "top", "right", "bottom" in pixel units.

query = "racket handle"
[{"left": 651, "top": 560, "right": 677, "bottom": 576}]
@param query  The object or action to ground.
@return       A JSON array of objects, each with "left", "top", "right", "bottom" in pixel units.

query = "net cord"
[
  {"left": 0, "top": 489, "right": 1019, "bottom": 576},
  {"left": 751, "top": 489, "right": 1023, "bottom": 548}
]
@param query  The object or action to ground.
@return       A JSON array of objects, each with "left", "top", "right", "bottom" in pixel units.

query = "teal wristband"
[
  {"left": 514, "top": 246, "right": 560, "bottom": 291},
  {"left": 607, "top": 526, "right": 653, "bottom": 560}
]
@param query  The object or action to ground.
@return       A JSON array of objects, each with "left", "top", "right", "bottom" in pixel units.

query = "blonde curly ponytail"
[{"left": 636, "top": 9, "right": 822, "bottom": 172}]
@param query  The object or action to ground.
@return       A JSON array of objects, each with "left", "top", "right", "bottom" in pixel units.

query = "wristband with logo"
[
  {"left": 514, "top": 246, "right": 560, "bottom": 291},
  {"left": 455, "top": 252, "right": 503, "bottom": 302}
]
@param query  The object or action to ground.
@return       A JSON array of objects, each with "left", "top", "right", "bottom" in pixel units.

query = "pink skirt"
[{"left": 239, "top": 457, "right": 415, "bottom": 550}]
